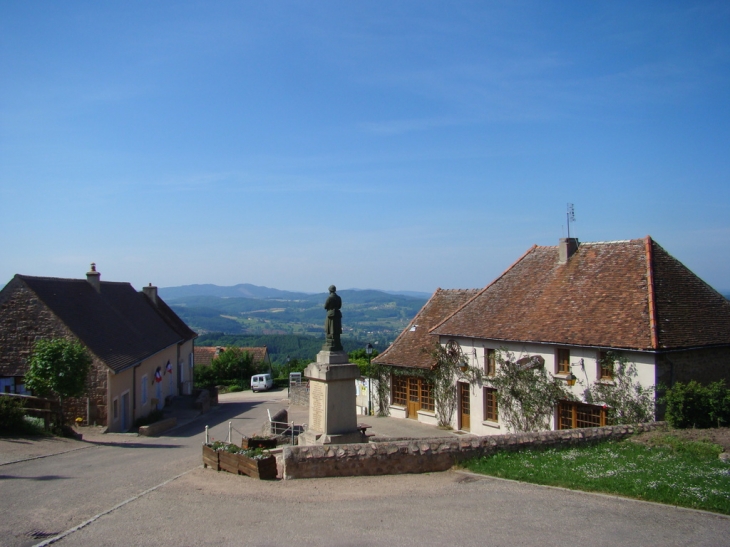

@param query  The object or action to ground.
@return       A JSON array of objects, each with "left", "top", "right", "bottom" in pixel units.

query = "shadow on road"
[
  {"left": 82, "top": 440, "right": 183, "bottom": 449},
  {"left": 0, "top": 474, "right": 70, "bottom": 481}
]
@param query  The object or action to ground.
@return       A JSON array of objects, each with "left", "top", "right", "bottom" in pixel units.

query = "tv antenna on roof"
[{"left": 566, "top": 203, "right": 575, "bottom": 238}]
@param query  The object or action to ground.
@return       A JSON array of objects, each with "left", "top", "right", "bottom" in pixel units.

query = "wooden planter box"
[
  {"left": 202, "top": 445, "right": 220, "bottom": 471},
  {"left": 238, "top": 454, "right": 278, "bottom": 480},
  {"left": 241, "top": 437, "right": 278, "bottom": 450},
  {"left": 219, "top": 451, "right": 240, "bottom": 474}
]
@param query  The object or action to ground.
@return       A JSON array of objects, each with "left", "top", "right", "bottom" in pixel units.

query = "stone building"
[
  {"left": 376, "top": 237, "right": 730, "bottom": 434},
  {"left": 0, "top": 264, "right": 197, "bottom": 431}
]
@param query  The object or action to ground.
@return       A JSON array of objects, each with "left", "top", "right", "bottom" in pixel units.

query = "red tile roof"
[
  {"left": 372, "top": 289, "right": 480, "bottom": 369},
  {"left": 432, "top": 237, "right": 730, "bottom": 351}
]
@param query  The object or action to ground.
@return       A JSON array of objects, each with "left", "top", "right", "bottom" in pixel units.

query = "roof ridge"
[
  {"left": 374, "top": 288, "right": 445, "bottom": 362},
  {"left": 645, "top": 235, "right": 659, "bottom": 350},
  {"left": 430, "top": 244, "right": 539, "bottom": 334}
]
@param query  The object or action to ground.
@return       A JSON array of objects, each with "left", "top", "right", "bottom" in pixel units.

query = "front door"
[
  {"left": 459, "top": 382, "right": 470, "bottom": 431},
  {"left": 407, "top": 377, "right": 420, "bottom": 419}
]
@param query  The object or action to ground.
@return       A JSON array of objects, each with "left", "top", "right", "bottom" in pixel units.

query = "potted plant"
[
  {"left": 218, "top": 443, "right": 242, "bottom": 474},
  {"left": 237, "top": 447, "right": 277, "bottom": 480},
  {"left": 241, "top": 435, "right": 278, "bottom": 450},
  {"left": 202, "top": 442, "right": 221, "bottom": 471}
]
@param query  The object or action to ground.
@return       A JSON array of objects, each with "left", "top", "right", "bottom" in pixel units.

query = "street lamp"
[{"left": 366, "top": 343, "right": 373, "bottom": 416}]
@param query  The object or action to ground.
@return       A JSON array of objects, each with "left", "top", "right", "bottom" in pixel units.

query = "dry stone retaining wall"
[{"left": 282, "top": 422, "right": 666, "bottom": 480}]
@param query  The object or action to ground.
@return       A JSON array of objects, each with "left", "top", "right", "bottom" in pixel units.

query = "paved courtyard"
[{"left": 1, "top": 388, "right": 728, "bottom": 547}]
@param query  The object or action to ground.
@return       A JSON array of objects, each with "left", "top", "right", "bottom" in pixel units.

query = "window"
[
  {"left": 485, "top": 349, "right": 496, "bottom": 376},
  {"left": 392, "top": 375, "right": 407, "bottom": 406},
  {"left": 598, "top": 351, "right": 613, "bottom": 380},
  {"left": 141, "top": 375, "right": 148, "bottom": 405},
  {"left": 483, "top": 387, "right": 498, "bottom": 422},
  {"left": 556, "top": 349, "right": 570, "bottom": 375},
  {"left": 557, "top": 400, "right": 607, "bottom": 429},
  {"left": 419, "top": 379, "right": 435, "bottom": 412},
  {"left": 113, "top": 398, "right": 119, "bottom": 421}
]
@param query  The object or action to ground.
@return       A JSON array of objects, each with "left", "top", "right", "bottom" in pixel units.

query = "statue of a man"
[{"left": 323, "top": 285, "right": 343, "bottom": 351}]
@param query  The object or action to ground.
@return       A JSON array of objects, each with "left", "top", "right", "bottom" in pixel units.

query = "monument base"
[
  {"left": 297, "top": 429, "right": 367, "bottom": 446},
  {"left": 299, "top": 359, "right": 367, "bottom": 446},
  {"left": 316, "top": 350, "right": 349, "bottom": 364}
]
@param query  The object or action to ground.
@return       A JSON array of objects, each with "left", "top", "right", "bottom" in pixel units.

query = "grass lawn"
[{"left": 463, "top": 434, "right": 730, "bottom": 515}]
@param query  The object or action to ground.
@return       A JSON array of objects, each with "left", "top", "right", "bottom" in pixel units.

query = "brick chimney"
[
  {"left": 558, "top": 238, "right": 579, "bottom": 264},
  {"left": 143, "top": 283, "right": 158, "bottom": 305},
  {"left": 86, "top": 263, "right": 101, "bottom": 293}
]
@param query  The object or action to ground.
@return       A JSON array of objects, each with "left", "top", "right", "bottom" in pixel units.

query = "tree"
[
  {"left": 25, "top": 338, "right": 92, "bottom": 421},
  {"left": 195, "top": 347, "right": 263, "bottom": 389},
  {"left": 487, "top": 349, "right": 572, "bottom": 433},
  {"left": 428, "top": 340, "right": 465, "bottom": 427},
  {"left": 582, "top": 352, "right": 655, "bottom": 425}
]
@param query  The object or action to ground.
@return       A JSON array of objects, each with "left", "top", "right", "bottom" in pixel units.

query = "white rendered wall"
[{"left": 442, "top": 337, "right": 656, "bottom": 436}]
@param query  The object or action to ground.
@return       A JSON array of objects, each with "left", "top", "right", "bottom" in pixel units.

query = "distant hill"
[
  {"left": 159, "top": 283, "right": 313, "bottom": 300},
  {"left": 160, "top": 283, "right": 432, "bottom": 301},
  {"left": 161, "top": 283, "right": 429, "bottom": 348}
]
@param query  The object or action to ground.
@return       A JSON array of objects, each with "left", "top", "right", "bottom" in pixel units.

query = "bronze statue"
[{"left": 323, "top": 285, "right": 343, "bottom": 351}]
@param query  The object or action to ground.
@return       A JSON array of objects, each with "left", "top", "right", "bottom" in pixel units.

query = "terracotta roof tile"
[
  {"left": 651, "top": 239, "right": 730, "bottom": 349},
  {"left": 372, "top": 289, "right": 479, "bottom": 369},
  {"left": 432, "top": 237, "right": 730, "bottom": 351}
]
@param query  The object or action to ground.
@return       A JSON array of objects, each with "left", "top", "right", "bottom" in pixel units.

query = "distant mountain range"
[
  {"left": 159, "top": 283, "right": 432, "bottom": 301},
  {"left": 159, "top": 283, "right": 430, "bottom": 349}
]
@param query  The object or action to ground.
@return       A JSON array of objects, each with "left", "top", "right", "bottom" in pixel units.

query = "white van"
[{"left": 251, "top": 373, "right": 273, "bottom": 392}]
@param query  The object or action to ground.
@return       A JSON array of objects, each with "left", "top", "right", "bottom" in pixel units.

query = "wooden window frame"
[
  {"left": 598, "top": 351, "right": 613, "bottom": 381},
  {"left": 391, "top": 375, "right": 407, "bottom": 407},
  {"left": 485, "top": 348, "right": 496, "bottom": 377},
  {"left": 556, "top": 348, "right": 570, "bottom": 375},
  {"left": 557, "top": 400, "right": 607, "bottom": 430},
  {"left": 483, "top": 387, "right": 498, "bottom": 422},
  {"left": 419, "top": 379, "right": 435, "bottom": 412}
]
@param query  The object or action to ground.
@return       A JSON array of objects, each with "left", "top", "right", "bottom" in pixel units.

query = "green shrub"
[
  {"left": 0, "top": 397, "right": 28, "bottom": 433},
  {"left": 663, "top": 380, "right": 730, "bottom": 428},
  {"left": 22, "top": 416, "right": 47, "bottom": 435}
]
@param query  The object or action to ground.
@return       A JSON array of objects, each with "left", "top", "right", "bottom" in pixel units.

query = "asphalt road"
[
  {"left": 1, "top": 390, "right": 288, "bottom": 547},
  {"left": 2, "top": 389, "right": 729, "bottom": 547}
]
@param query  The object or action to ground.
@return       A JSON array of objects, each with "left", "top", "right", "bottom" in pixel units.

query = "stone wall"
[
  {"left": 0, "top": 277, "right": 108, "bottom": 425},
  {"left": 289, "top": 383, "right": 309, "bottom": 406},
  {"left": 282, "top": 422, "right": 666, "bottom": 480}
]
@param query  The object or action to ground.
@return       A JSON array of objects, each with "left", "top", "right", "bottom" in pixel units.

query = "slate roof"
[
  {"left": 14, "top": 275, "right": 197, "bottom": 373},
  {"left": 372, "top": 289, "right": 480, "bottom": 369},
  {"left": 194, "top": 346, "right": 269, "bottom": 367},
  {"left": 431, "top": 237, "right": 730, "bottom": 351}
]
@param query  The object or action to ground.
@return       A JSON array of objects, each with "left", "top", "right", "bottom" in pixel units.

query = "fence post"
[
  {"left": 205, "top": 425, "right": 209, "bottom": 444},
  {"left": 228, "top": 421, "right": 232, "bottom": 443}
]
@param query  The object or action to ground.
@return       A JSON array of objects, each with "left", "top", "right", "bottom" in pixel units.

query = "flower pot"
[
  {"left": 219, "top": 451, "right": 240, "bottom": 474},
  {"left": 202, "top": 445, "right": 220, "bottom": 471},
  {"left": 238, "top": 454, "right": 277, "bottom": 480},
  {"left": 241, "top": 437, "right": 278, "bottom": 450}
]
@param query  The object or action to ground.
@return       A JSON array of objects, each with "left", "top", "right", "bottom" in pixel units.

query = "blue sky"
[{"left": 1, "top": 1, "right": 729, "bottom": 294}]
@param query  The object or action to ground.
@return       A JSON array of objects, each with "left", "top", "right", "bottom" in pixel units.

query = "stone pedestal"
[{"left": 298, "top": 351, "right": 366, "bottom": 446}]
